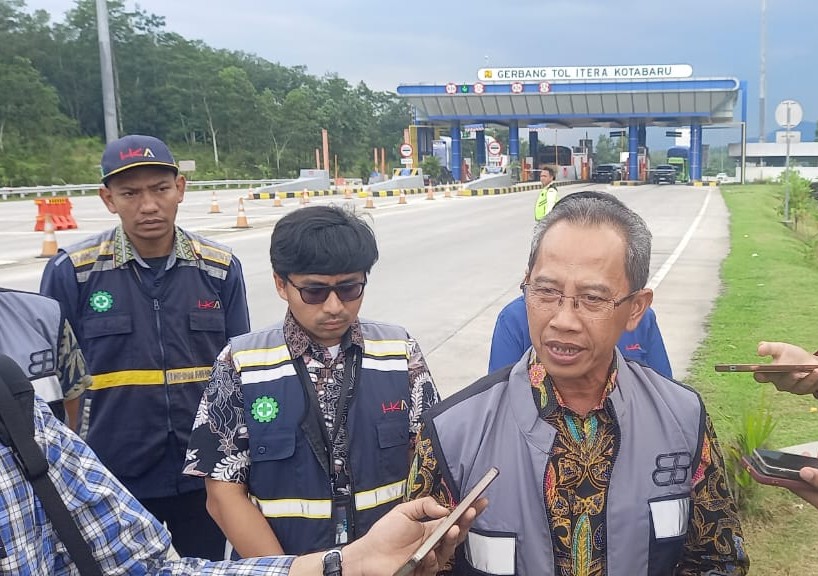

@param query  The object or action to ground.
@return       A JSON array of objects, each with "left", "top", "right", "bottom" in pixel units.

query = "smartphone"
[
  {"left": 741, "top": 455, "right": 816, "bottom": 490},
  {"left": 714, "top": 363, "right": 818, "bottom": 373},
  {"left": 753, "top": 449, "right": 818, "bottom": 478},
  {"left": 393, "top": 467, "right": 499, "bottom": 576}
]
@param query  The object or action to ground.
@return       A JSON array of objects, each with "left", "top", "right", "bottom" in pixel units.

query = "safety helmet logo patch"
[
  {"left": 251, "top": 396, "right": 279, "bottom": 423},
  {"left": 89, "top": 290, "right": 114, "bottom": 313}
]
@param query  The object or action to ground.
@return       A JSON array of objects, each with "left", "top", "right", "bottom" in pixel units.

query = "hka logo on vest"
[
  {"left": 652, "top": 451, "right": 692, "bottom": 486},
  {"left": 197, "top": 299, "right": 221, "bottom": 309},
  {"left": 382, "top": 400, "right": 408, "bottom": 414}
]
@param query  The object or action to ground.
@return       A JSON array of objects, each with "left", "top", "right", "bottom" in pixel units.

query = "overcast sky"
[{"left": 20, "top": 0, "right": 818, "bottom": 141}]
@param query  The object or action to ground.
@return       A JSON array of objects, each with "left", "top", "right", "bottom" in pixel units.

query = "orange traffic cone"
[
  {"left": 38, "top": 214, "right": 58, "bottom": 258},
  {"left": 208, "top": 191, "right": 221, "bottom": 214},
  {"left": 444, "top": 185, "right": 452, "bottom": 199},
  {"left": 365, "top": 191, "right": 375, "bottom": 209},
  {"left": 247, "top": 187, "right": 254, "bottom": 200},
  {"left": 300, "top": 189, "right": 310, "bottom": 206},
  {"left": 398, "top": 191, "right": 407, "bottom": 205},
  {"left": 344, "top": 188, "right": 353, "bottom": 200},
  {"left": 426, "top": 186, "right": 435, "bottom": 200},
  {"left": 234, "top": 197, "right": 251, "bottom": 229},
  {"left": 273, "top": 193, "right": 282, "bottom": 208}
]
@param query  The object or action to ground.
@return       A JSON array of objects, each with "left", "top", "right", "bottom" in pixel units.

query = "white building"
[{"left": 728, "top": 139, "right": 818, "bottom": 182}]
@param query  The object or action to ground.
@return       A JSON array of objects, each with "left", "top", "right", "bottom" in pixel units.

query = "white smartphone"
[{"left": 393, "top": 467, "right": 499, "bottom": 576}]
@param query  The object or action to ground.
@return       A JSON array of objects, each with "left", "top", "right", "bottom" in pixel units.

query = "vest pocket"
[
  {"left": 83, "top": 313, "right": 132, "bottom": 338},
  {"left": 464, "top": 528, "right": 517, "bottom": 575},
  {"left": 189, "top": 309, "right": 226, "bottom": 332},
  {"left": 250, "top": 430, "right": 297, "bottom": 462},
  {"left": 376, "top": 420, "right": 409, "bottom": 479},
  {"left": 647, "top": 494, "right": 689, "bottom": 575}
]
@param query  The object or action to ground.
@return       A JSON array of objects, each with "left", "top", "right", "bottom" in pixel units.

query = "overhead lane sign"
[{"left": 477, "top": 64, "right": 693, "bottom": 82}]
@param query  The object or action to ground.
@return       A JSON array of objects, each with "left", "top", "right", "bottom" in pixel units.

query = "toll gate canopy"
[{"left": 396, "top": 67, "right": 743, "bottom": 182}]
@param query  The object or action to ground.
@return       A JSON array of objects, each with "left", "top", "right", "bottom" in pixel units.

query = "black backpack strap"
[{"left": 0, "top": 355, "right": 103, "bottom": 576}]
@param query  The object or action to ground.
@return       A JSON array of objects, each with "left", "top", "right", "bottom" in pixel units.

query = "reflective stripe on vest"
[
  {"left": 253, "top": 480, "right": 406, "bottom": 519},
  {"left": 89, "top": 366, "right": 211, "bottom": 389},
  {"left": 233, "top": 344, "right": 292, "bottom": 370},
  {"left": 354, "top": 479, "right": 405, "bottom": 510},
  {"left": 362, "top": 339, "right": 409, "bottom": 357},
  {"left": 32, "top": 375, "right": 62, "bottom": 403}
]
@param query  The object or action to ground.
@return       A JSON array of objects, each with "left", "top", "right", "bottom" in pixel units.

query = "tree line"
[{"left": 0, "top": 0, "right": 410, "bottom": 186}]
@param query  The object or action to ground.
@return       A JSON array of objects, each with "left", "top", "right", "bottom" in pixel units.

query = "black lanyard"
[{"left": 293, "top": 347, "right": 359, "bottom": 478}]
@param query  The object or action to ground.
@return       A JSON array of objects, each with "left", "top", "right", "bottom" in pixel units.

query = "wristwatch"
[{"left": 322, "top": 549, "right": 343, "bottom": 576}]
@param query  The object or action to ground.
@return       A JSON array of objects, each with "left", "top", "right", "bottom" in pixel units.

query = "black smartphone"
[
  {"left": 392, "top": 467, "right": 498, "bottom": 576},
  {"left": 752, "top": 449, "right": 818, "bottom": 480}
]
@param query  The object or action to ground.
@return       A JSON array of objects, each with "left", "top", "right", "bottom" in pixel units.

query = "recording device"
[{"left": 393, "top": 467, "right": 499, "bottom": 576}]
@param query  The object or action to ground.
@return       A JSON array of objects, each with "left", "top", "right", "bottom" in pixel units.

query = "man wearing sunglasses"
[
  {"left": 407, "top": 191, "right": 748, "bottom": 574},
  {"left": 185, "top": 205, "right": 440, "bottom": 559}
]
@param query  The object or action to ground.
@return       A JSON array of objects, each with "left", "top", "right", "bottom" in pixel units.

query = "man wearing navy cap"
[{"left": 40, "top": 134, "right": 250, "bottom": 560}]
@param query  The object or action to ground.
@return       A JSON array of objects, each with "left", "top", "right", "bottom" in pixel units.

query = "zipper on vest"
[{"left": 153, "top": 298, "right": 173, "bottom": 433}]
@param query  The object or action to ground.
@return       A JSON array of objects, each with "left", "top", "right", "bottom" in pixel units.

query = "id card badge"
[{"left": 332, "top": 499, "right": 349, "bottom": 545}]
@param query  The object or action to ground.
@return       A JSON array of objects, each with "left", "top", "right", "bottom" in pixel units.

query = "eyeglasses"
[
  {"left": 288, "top": 279, "right": 367, "bottom": 305},
  {"left": 523, "top": 283, "right": 640, "bottom": 320}
]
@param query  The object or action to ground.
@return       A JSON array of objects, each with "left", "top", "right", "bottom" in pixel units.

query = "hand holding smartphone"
[{"left": 392, "top": 467, "right": 499, "bottom": 576}]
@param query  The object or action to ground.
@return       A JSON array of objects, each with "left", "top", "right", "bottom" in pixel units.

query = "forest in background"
[{"left": 0, "top": 0, "right": 410, "bottom": 186}]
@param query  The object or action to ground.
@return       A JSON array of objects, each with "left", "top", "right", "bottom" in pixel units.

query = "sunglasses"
[{"left": 288, "top": 279, "right": 367, "bottom": 305}]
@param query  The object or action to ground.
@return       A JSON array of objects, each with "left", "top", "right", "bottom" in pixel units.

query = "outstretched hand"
[
  {"left": 344, "top": 496, "right": 487, "bottom": 576},
  {"left": 754, "top": 341, "right": 818, "bottom": 396}
]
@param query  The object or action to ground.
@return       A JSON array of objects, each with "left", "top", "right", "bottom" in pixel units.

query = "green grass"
[{"left": 687, "top": 184, "right": 818, "bottom": 573}]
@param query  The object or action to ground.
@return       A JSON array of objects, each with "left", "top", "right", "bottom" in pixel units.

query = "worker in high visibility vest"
[{"left": 534, "top": 165, "right": 559, "bottom": 221}]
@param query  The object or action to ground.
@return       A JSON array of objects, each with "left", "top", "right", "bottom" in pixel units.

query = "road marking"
[{"left": 646, "top": 190, "right": 711, "bottom": 291}]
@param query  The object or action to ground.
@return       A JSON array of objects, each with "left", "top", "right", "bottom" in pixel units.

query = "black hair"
[
  {"left": 270, "top": 205, "right": 379, "bottom": 278},
  {"left": 539, "top": 166, "right": 555, "bottom": 178}
]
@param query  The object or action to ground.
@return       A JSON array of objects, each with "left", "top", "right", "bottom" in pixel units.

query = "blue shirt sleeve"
[
  {"left": 489, "top": 297, "right": 530, "bottom": 373},
  {"left": 222, "top": 255, "right": 251, "bottom": 338}
]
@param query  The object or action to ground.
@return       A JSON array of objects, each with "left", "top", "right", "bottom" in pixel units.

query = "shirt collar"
[
  {"left": 112, "top": 225, "right": 197, "bottom": 268},
  {"left": 528, "top": 351, "right": 619, "bottom": 417},
  {"left": 283, "top": 310, "right": 364, "bottom": 359}
]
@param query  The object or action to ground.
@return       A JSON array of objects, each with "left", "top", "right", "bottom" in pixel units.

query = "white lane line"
[{"left": 646, "top": 190, "right": 712, "bottom": 291}]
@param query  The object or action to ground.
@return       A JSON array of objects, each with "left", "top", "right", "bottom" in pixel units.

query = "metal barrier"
[{"left": 0, "top": 179, "right": 290, "bottom": 201}]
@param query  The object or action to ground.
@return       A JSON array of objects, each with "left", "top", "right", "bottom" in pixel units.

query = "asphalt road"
[{"left": 0, "top": 183, "right": 727, "bottom": 397}]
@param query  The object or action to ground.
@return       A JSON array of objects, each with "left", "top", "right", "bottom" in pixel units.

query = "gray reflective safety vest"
[
  {"left": 0, "top": 289, "right": 65, "bottom": 421},
  {"left": 229, "top": 319, "right": 414, "bottom": 555},
  {"left": 426, "top": 348, "right": 706, "bottom": 576}
]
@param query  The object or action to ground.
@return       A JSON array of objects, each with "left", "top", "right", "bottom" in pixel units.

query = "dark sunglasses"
[{"left": 288, "top": 279, "right": 367, "bottom": 305}]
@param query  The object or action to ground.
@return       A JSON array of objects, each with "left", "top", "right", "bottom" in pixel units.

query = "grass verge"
[{"left": 687, "top": 184, "right": 818, "bottom": 573}]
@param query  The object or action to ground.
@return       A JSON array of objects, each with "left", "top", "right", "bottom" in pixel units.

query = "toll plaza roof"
[{"left": 396, "top": 77, "right": 740, "bottom": 128}]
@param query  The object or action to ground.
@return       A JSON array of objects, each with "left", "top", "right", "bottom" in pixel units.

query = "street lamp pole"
[
  {"left": 95, "top": 0, "right": 118, "bottom": 143},
  {"left": 758, "top": 0, "right": 767, "bottom": 142}
]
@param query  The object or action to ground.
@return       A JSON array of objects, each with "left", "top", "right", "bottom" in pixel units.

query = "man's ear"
[
  {"left": 98, "top": 186, "right": 117, "bottom": 215},
  {"left": 625, "top": 288, "right": 653, "bottom": 332},
  {"left": 274, "top": 273, "right": 289, "bottom": 301}
]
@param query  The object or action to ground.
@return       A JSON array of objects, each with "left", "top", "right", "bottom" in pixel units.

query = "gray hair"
[{"left": 527, "top": 191, "right": 652, "bottom": 290}]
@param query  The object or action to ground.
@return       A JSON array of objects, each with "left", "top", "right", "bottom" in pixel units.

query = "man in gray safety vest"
[
  {"left": 0, "top": 288, "right": 91, "bottom": 428},
  {"left": 407, "top": 191, "right": 749, "bottom": 575}
]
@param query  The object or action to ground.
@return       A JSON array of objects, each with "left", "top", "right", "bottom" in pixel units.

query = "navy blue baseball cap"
[{"left": 100, "top": 134, "right": 178, "bottom": 183}]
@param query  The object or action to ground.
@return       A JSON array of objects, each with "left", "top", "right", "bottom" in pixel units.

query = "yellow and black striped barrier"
[{"left": 250, "top": 189, "right": 335, "bottom": 200}]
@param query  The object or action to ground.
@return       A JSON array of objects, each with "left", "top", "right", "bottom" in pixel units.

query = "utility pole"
[
  {"left": 758, "top": 0, "right": 767, "bottom": 143},
  {"left": 95, "top": 0, "right": 119, "bottom": 143}
]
